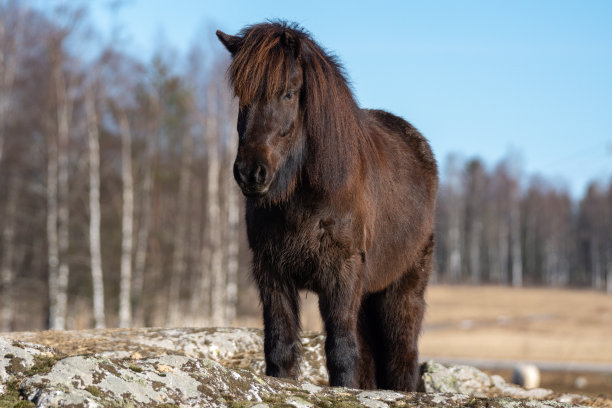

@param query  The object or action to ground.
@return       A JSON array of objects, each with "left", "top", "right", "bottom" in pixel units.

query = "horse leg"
[
  {"left": 318, "top": 263, "right": 362, "bottom": 388},
  {"left": 356, "top": 294, "right": 379, "bottom": 389},
  {"left": 260, "top": 282, "right": 301, "bottom": 379},
  {"left": 374, "top": 235, "right": 434, "bottom": 391}
]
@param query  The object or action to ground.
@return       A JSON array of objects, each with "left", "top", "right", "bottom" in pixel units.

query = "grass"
[{"left": 420, "top": 285, "right": 612, "bottom": 363}]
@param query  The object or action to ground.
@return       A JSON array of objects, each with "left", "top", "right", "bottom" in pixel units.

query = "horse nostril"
[
  {"left": 254, "top": 163, "right": 268, "bottom": 184},
  {"left": 234, "top": 160, "right": 269, "bottom": 187}
]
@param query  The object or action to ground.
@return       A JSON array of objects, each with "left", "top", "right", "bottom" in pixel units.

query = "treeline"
[
  {"left": 0, "top": 2, "right": 610, "bottom": 333},
  {"left": 0, "top": 2, "right": 250, "bottom": 332},
  {"left": 435, "top": 155, "right": 612, "bottom": 291}
]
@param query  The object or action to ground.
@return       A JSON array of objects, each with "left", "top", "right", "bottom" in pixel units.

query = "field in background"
[
  {"left": 297, "top": 285, "right": 612, "bottom": 396},
  {"left": 420, "top": 285, "right": 612, "bottom": 363}
]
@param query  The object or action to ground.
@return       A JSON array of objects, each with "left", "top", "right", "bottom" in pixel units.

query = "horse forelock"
[{"left": 228, "top": 22, "right": 299, "bottom": 106}]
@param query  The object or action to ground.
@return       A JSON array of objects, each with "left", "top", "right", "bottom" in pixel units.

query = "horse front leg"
[
  {"left": 318, "top": 259, "right": 363, "bottom": 388},
  {"left": 260, "top": 282, "right": 301, "bottom": 379}
]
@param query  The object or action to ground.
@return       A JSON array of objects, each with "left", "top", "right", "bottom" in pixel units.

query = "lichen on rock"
[{"left": 1, "top": 328, "right": 608, "bottom": 407}]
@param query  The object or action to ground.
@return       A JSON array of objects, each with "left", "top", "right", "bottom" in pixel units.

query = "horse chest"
[{"left": 247, "top": 205, "right": 358, "bottom": 288}]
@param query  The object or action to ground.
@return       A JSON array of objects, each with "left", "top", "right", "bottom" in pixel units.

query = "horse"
[{"left": 216, "top": 21, "right": 438, "bottom": 391}]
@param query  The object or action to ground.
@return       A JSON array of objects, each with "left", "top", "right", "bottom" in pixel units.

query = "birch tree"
[
  {"left": 52, "top": 43, "right": 74, "bottom": 330},
  {"left": 85, "top": 86, "right": 105, "bottom": 328},
  {"left": 118, "top": 110, "right": 134, "bottom": 328},
  {"left": 46, "top": 106, "right": 60, "bottom": 329}
]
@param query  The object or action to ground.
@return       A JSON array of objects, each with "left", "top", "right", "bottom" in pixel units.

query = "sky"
[{"left": 83, "top": 0, "right": 612, "bottom": 198}]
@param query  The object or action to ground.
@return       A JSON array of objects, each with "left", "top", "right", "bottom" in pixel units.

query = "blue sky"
[{"left": 84, "top": 0, "right": 612, "bottom": 197}]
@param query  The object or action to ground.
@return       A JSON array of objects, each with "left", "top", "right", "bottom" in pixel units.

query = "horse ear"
[
  {"left": 281, "top": 29, "right": 300, "bottom": 58},
  {"left": 216, "top": 30, "right": 242, "bottom": 56}
]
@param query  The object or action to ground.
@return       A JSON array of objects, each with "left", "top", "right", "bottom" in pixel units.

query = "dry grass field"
[{"left": 420, "top": 285, "right": 612, "bottom": 363}]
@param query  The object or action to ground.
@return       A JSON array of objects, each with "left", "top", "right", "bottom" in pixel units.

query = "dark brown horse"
[{"left": 217, "top": 21, "right": 438, "bottom": 391}]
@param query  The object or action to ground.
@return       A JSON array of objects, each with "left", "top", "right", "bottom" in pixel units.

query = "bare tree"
[
  {"left": 444, "top": 156, "right": 463, "bottom": 283},
  {"left": 464, "top": 159, "right": 486, "bottom": 284},
  {"left": 53, "top": 47, "right": 74, "bottom": 330},
  {"left": 118, "top": 110, "right": 134, "bottom": 328},
  {"left": 46, "top": 107, "right": 60, "bottom": 329},
  {"left": 0, "top": 3, "right": 20, "bottom": 169},
  {"left": 193, "top": 80, "right": 225, "bottom": 326},
  {"left": 607, "top": 246, "right": 612, "bottom": 294},
  {"left": 132, "top": 94, "right": 158, "bottom": 327},
  {"left": 85, "top": 86, "right": 105, "bottom": 328},
  {"left": 1, "top": 175, "right": 18, "bottom": 331},
  {"left": 510, "top": 178, "right": 523, "bottom": 287},
  {"left": 167, "top": 126, "right": 194, "bottom": 326}
]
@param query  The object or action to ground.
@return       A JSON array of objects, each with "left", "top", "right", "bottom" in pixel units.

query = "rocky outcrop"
[{"left": 1, "top": 328, "right": 608, "bottom": 407}]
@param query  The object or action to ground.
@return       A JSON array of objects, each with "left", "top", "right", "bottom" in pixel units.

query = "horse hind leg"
[{"left": 374, "top": 234, "right": 434, "bottom": 391}]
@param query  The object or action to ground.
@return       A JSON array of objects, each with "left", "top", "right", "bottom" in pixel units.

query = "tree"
[
  {"left": 0, "top": 1, "right": 21, "bottom": 170},
  {"left": 85, "top": 84, "right": 105, "bottom": 328},
  {"left": 118, "top": 110, "right": 134, "bottom": 328},
  {"left": 1, "top": 176, "right": 18, "bottom": 331},
  {"left": 463, "top": 159, "right": 486, "bottom": 284},
  {"left": 167, "top": 115, "right": 194, "bottom": 326},
  {"left": 132, "top": 89, "right": 158, "bottom": 326},
  {"left": 443, "top": 155, "right": 464, "bottom": 283}
]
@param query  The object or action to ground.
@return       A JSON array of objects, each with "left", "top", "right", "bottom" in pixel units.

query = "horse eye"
[{"left": 283, "top": 90, "right": 295, "bottom": 101}]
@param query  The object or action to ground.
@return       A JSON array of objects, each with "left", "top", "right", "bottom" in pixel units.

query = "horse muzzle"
[{"left": 233, "top": 160, "right": 272, "bottom": 197}]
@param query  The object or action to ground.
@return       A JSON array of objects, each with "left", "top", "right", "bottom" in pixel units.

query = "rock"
[
  {"left": 512, "top": 363, "right": 541, "bottom": 389},
  {"left": 574, "top": 376, "right": 588, "bottom": 389},
  {"left": 0, "top": 336, "right": 58, "bottom": 396},
  {"left": 1, "top": 328, "right": 608, "bottom": 407},
  {"left": 420, "top": 361, "right": 562, "bottom": 400}
]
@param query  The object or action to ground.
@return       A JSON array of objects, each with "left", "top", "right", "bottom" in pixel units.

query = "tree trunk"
[
  {"left": 167, "top": 131, "right": 194, "bottom": 326},
  {"left": 469, "top": 219, "right": 482, "bottom": 285},
  {"left": 510, "top": 186, "right": 522, "bottom": 287},
  {"left": 46, "top": 116, "right": 59, "bottom": 330},
  {"left": 591, "top": 238, "right": 602, "bottom": 290},
  {"left": 208, "top": 133, "right": 225, "bottom": 326},
  {"left": 606, "top": 246, "right": 612, "bottom": 294},
  {"left": 186, "top": 178, "right": 203, "bottom": 325},
  {"left": 497, "top": 221, "right": 509, "bottom": 285},
  {"left": 118, "top": 111, "right": 134, "bottom": 328},
  {"left": 193, "top": 88, "right": 224, "bottom": 327},
  {"left": 1, "top": 176, "right": 18, "bottom": 332},
  {"left": 51, "top": 59, "right": 72, "bottom": 330},
  {"left": 85, "top": 89, "right": 105, "bottom": 329},
  {"left": 0, "top": 13, "right": 19, "bottom": 170},
  {"left": 225, "top": 129, "right": 240, "bottom": 325},
  {"left": 447, "top": 203, "right": 462, "bottom": 283},
  {"left": 132, "top": 127, "right": 154, "bottom": 328}
]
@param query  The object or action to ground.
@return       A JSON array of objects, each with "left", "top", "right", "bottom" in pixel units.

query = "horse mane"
[{"left": 227, "top": 21, "right": 365, "bottom": 195}]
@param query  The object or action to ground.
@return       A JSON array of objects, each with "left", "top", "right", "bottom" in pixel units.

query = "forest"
[{"left": 0, "top": 2, "right": 611, "bottom": 332}]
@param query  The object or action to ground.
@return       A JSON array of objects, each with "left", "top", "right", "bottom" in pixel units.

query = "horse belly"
[{"left": 363, "top": 185, "right": 434, "bottom": 294}]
